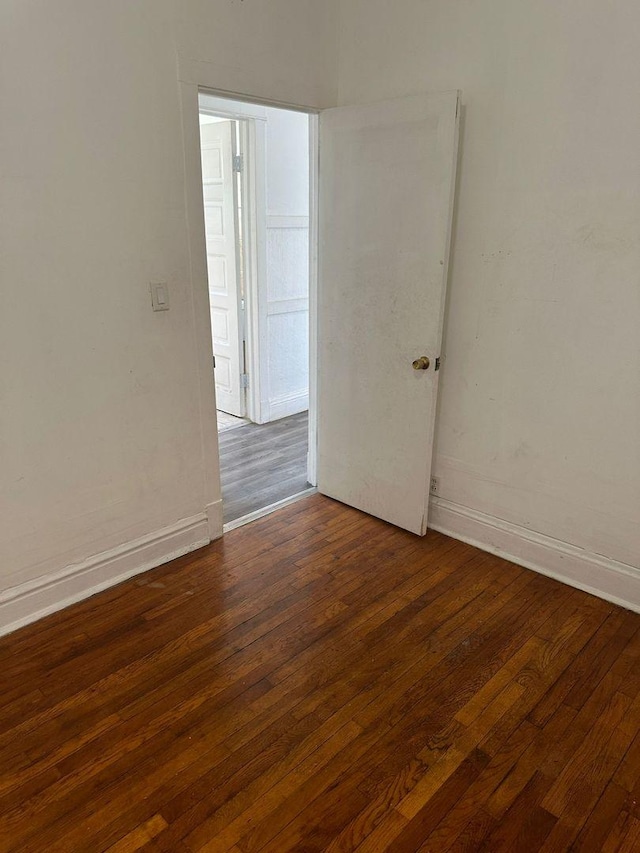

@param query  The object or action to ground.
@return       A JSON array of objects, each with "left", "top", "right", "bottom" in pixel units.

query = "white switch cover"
[{"left": 150, "top": 282, "right": 170, "bottom": 311}]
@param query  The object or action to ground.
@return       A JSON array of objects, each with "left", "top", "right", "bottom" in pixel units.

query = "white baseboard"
[
  {"left": 206, "top": 499, "right": 224, "bottom": 541},
  {"left": 266, "top": 215, "right": 309, "bottom": 229},
  {"left": 428, "top": 497, "right": 640, "bottom": 613},
  {"left": 9, "top": 495, "right": 634, "bottom": 639},
  {"left": 0, "top": 514, "right": 211, "bottom": 638},
  {"left": 266, "top": 392, "right": 309, "bottom": 422}
]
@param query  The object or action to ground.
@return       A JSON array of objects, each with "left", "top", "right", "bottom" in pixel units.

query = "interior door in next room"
[
  {"left": 200, "top": 119, "right": 244, "bottom": 417},
  {"left": 317, "top": 92, "right": 460, "bottom": 535}
]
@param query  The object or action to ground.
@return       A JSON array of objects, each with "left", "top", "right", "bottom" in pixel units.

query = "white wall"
[
  {"left": 266, "top": 109, "right": 310, "bottom": 218},
  {"left": 0, "top": 0, "right": 338, "bottom": 633},
  {"left": 264, "top": 107, "right": 310, "bottom": 421},
  {"left": 4, "top": 0, "right": 639, "bottom": 634},
  {"left": 338, "top": 0, "right": 640, "bottom": 596}
]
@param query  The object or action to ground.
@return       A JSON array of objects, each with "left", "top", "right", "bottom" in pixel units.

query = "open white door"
[
  {"left": 317, "top": 92, "right": 460, "bottom": 535},
  {"left": 200, "top": 120, "right": 245, "bottom": 417}
]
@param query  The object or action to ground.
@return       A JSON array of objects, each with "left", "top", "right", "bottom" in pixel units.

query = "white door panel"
[
  {"left": 200, "top": 120, "right": 244, "bottom": 417},
  {"left": 317, "top": 92, "right": 460, "bottom": 535}
]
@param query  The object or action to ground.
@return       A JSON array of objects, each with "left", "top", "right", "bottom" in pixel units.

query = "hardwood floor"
[
  {"left": 218, "top": 411, "right": 310, "bottom": 523},
  {"left": 1, "top": 494, "right": 639, "bottom": 852}
]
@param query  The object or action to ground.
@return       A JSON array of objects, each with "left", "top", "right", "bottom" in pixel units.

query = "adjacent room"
[
  {"left": 198, "top": 95, "right": 314, "bottom": 525},
  {"left": 2, "top": 1, "right": 639, "bottom": 851}
]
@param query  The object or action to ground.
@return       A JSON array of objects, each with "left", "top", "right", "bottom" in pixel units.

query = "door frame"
[
  {"left": 198, "top": 98, "right": 268, "bottom": 425},
  {"left": 240, "top": 115, "right": 266, "bottom": 427},
  {"left": 199, "top": 117, "right": 246, "bottom": 418},
  {"left": 179, "top": 79, "right": 319, "bottom": 540}
]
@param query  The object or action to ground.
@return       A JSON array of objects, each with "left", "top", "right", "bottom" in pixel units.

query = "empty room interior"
[{"left": 1, "top": 2, "right": 639, "bottom": 851}]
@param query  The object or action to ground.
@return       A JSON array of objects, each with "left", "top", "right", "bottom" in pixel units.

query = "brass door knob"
[{"left": 412, "top": 356, "right": 430, "bottom": 371}]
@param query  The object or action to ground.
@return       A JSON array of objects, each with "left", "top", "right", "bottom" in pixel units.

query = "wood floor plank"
[
  {"left": 384, "top": 748, "right": 491, "bottom": 852},
  {"left": 415, "top": 719, "right": 539, "bottom": 852},
  {"left": 0, "top": 494, "right": 638, "bottom": 852},
  {"left": 478, "top": 771, "right": 557, "bottom": 851},
  {"left": 105, "top": 815, "right": 168, "bottom": 853},
  {"left": 602, "top": 810, "right": 634, "bottom": 852},
  {"left": 567, "top": 780, "right": 628, "bottom": 852}
]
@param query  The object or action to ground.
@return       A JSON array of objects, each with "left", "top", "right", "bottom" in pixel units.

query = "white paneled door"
[
  {"left": 200, "top": 120, "right": 244, "bottom": 417},
  {"left": 317, "top": 92, "right": 460, "bottom": 535}
]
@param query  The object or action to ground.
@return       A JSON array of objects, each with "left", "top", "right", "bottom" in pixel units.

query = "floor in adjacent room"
[
  {"left": 216, "top": 411, "right": 251, "bottom": 433},
  {"left": 218, "top": 410, "right": 311, "bottom": 524},
  {"left": 1, "top": 493, "right": 639, "bottom": 852}
]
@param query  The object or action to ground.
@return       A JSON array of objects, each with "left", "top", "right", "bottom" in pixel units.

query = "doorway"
[{"left": 198, "top": 93, "right": 316, "bottom": 527}]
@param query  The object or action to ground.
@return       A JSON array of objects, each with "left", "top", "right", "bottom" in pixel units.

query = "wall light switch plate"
[{"left": 150, "top": 282, "right": 170, "bottom": 311}]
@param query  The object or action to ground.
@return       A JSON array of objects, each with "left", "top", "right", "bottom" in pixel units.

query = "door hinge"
[
  {"left": 212, "top": 355, "right": 216, "bottom": 368},
  {"left": 233, "top": 154, "right": 243, "bottom": 173},
  {"left": 240, "top": 373, "right": 249, "bottom": 389}
]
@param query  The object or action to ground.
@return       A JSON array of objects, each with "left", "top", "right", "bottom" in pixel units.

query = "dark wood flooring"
[
  {"left": 218, "top": 411, "right": 311, "bottom": 524},
  {"left": 1, "top": 494, "right": 640, "bottom": 851}
]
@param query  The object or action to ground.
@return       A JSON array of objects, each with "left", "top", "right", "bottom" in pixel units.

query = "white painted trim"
[
  {"left": 199, "top": 99, "right": 268, "bottom": 123},
  {"left": 206, "top": 499, "right": 224, "bottom": 541},
  {"left": 266, "top": 391, "right": 310, "bottom": 421},
  {"left": 223, "top": 487, "right": 317, "bottom": 533},
  {"left": 179, "top": 81, "right": 222, "bottom": 520},
  {"left": 0, "top": 516, "right": 211, "bottom": 638},
  {"left": 198, "top": 89, "right": 268, "bottom": 425},
  {"left": 307, "top": 114, "right": 319, "bottom": 487},
  {"left": 429, "top": 497, "right": 640, "bottom": 613},
  {"left": 266, "top": 215, "right": 309, "bottom": 229},
  {"left": 243, "top": 118, "right": 269, "bottom": 425},
  {"left": 178, "top": 59, "right": 325, "bottom": 114},
  {"left": 267, "top": 297, "right": 308, "bottom": 316}
]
